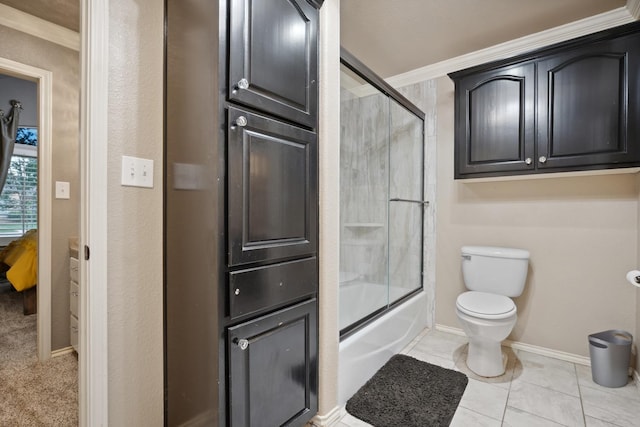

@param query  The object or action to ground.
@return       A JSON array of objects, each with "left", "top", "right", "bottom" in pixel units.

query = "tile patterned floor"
[{"left": 336, "top": 328, "right": 640, "bottom": 427}]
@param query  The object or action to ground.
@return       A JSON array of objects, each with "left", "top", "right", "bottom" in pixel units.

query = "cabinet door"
[
  {"left": 228, "top": 107, "right": 317, "bottom": 266},
  {"left": 228, "top": 0, "right": 318, "bottom": 129},
  {"left": 537, "top": 34, "right": 640, "bottom": 169},
  {"left": 227, "top": 299, "right": 317, "bottom": 427},
  {"left": 454, "top": 63, "right": 535, "bottom": 177}
]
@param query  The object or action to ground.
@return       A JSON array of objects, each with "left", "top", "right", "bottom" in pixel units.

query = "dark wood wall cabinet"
[
  {"left": 165, "top": 1, "right": 321, "bottom": 426},
  {"left": 449, "top": 21, "right": 640, "bottom": 179}
]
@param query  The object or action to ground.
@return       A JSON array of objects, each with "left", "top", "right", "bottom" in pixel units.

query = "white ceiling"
[
  {"left": 341, "top": 0, "right": 629, "bottom": 78},
  {"left": 0, "top": 0, "right": 633, "bottom": 81}
]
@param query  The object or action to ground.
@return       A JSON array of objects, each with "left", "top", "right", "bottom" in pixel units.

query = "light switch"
[
  {"left": 121, "top": 155, "right": 154, "bottom": 188},
  {"left": 55, "top": 181, "right": 70, "bottom": 199}
]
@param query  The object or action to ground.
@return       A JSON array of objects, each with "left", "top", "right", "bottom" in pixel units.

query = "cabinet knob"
[
  {"left": 234, "top": 338, "right": 249, "bottom": 350},
  {"left": 237, "top": 78, "right": 249, "bottom": 90},
  {"left": 234, "top": 116, "right": 248, "bottom": 128},
  {"left": 539, "top": 156, "right": 547, "bottom": 164},
  {"left": 525, "top": 157, "right": 532, "bottom": 165}
]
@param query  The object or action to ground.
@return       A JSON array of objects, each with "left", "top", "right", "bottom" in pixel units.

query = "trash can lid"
[{"left": 588, "top": 329, "right": 633, "bottom": 346}]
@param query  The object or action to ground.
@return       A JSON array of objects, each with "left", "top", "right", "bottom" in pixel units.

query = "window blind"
[{"left": 0, "top": 154, "right": 38, "bottom": 237}]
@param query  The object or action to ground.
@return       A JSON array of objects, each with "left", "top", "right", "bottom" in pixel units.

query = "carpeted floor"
[
  {"left": 346, "top": 354, "right": 468, "bottom": 427},
  {"left": 0, "top": 286, "right": 78, "bottom": 426}
]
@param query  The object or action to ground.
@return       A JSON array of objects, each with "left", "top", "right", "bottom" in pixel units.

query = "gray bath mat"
[{"left": 346, "top": 354, "right": 468, "bottom": 427}]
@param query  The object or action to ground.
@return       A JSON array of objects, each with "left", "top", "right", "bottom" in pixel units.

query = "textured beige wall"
[
  {"left": 107, "top": 0, "right": 164, "bottom": 423},
  {"left": 0, "top": 24, "right": 79, "bottom": 351},
  {"left": 435, "top": 76, "right": 638, "bottom": 357}
]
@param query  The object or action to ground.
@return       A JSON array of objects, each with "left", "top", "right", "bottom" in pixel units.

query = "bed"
[{"left": 0, "top": 229, "right": 37, "bottom": 314}]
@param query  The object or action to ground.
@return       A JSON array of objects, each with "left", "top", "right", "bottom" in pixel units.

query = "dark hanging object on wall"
[{"left": 0, "top": 99, "right": 22, "bottom": 193}]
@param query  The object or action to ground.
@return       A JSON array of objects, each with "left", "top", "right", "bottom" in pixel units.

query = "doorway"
[
  {"left": 0, "top": 59, "right": 53, "bottom": 361},
  {"left": 0, "top": 1, "right": 106, "bottom": 425}
]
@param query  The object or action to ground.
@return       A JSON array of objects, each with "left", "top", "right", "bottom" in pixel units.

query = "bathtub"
[
  {"left": 338, "top": 279, "right": 390, "bottom": 330},
  {"left": 338, "top": 284, "right": 428, "bottom": 405}
]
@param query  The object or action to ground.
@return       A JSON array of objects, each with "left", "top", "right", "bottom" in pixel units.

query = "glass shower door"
[
  {"left": 339, "top": 63, "right": 390, "bottom": 331},
  {"left": 388, "top": 99, "right": 424, "bottom": 304},
  {"left": 339, "top": 51, "right": 425, "bottom": 336}
]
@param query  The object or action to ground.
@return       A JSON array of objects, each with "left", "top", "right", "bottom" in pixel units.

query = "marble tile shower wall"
[{"left": 340, "top": 79, "right": 437, "bottom": 328}]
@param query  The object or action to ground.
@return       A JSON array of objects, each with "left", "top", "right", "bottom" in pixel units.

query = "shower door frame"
[{"left": 339, "top": 47, "right": 426, "bottom": 339}]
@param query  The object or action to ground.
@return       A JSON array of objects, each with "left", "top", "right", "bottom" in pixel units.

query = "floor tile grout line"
[
  {"left": 509, "top": 353, "right": 587, "bottom": 400},
  {"left": 574, "top": 362, "right": 588, "bottom": 427},
  {"left": 501, "top": 405, "right": 573, "bottom": 427},
  {"left": 500, "top": 351, "right": 514, "bottom": 426},
  {"left": 457, "top": 405, "right": 504, "bottom": 424}
]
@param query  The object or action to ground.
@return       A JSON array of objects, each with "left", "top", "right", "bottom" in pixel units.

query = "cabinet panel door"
[
  {"left": 228, "top": 107, "right": 317, "bottom": 266},
  {"left": 455, "top": 63, "right": 535, "bottom": 177},
  {"left": 228, "top": 299, "right": 318, "bottom": 427},
  {"left": 229, "top": 0, "right": 318, "bottom": 128},
  {"left": 537, "top": 35, "right": 640, "bottom": 169}
]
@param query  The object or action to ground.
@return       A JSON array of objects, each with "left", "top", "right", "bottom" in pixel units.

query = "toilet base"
[{"left": 466, "top": 339, "right": 507, "bottom": 377}]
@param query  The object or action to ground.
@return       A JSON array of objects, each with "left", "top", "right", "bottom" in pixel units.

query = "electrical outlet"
[{"left": 121, "top": 155, "right": 154, "bottom": 188}]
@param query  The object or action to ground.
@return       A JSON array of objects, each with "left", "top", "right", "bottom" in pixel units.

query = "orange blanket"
[{"left": 0, "top": 229, "right": 37, "bottom": 292}]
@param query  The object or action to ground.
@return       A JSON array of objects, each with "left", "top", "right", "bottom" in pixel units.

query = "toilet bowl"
[
  {"left": 456, "top": 246, "right": 529, "bottom": 377},
  {"left": 456, "top": 291, "right": 517, "bottom": 376}
]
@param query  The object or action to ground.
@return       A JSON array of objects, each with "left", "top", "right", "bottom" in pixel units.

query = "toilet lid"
[{"left": 456, "top": 291, "right": 516, "bottom": 320}]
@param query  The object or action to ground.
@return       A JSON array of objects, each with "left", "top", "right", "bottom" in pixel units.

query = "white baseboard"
[
  {"left": 51, "top": 346, "right": 75, "bottom": 358},
  {"left": 308, "top": 405, "right": 342, "bottom": 427},
  {"left": 434, "top": 323, "right": 466, "bottom": 337},
  {"left": 506, "top": 339, "right": 591, "bottom": 366},
  {"left": 435, "top": 324, "right": 591, "bottom": 366}
]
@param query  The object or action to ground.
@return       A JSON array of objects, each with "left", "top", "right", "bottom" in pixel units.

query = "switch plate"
[
  {"left": 121, "top": 155, "right": 154, "bottom": 188},
  {"left": 55, "top": 181, "right": 70, "bottom": 199}
]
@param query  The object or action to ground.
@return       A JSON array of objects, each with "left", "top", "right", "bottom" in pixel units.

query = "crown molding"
[
  {"left": 628, "top": 0, "right": 640, "bottom": 19},
  {"left": 0, "top": 4, "right": 80, "bottom": 51},
  {"left": 386, "top": 7, "right": 635, "bottom": 88}
]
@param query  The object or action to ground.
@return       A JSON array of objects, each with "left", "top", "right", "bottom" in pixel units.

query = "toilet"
[{"left": 456, "top": 246, "right": 530, "bottom": 377}]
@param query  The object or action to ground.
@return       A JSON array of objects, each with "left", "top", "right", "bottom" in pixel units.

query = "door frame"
[
  {"left": 79, "top": 0, "right": 109, "bottom": 425},
  {"left": 0, "top": 57, "right": 53, "bottom": 363},
  {"left": 0, "top": 2, "right": 110, "bottom": 425}
]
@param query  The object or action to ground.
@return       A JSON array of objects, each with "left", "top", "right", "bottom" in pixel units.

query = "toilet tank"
[{"left": 461, "top": 246, "right": 530, "bottom": 297}]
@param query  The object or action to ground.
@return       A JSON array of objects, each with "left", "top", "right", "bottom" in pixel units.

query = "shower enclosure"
[{"left": 339, "top": 48, "right": 426, "bottom": 336}]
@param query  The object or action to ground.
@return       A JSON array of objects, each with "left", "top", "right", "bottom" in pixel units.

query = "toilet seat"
[{"left": 456, "top": 291, "right": 516, "bottom": 320}]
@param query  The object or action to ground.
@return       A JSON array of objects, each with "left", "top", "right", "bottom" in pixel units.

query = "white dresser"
[{"left": 69, "top": 237, "right": 79, "bottom": 353}]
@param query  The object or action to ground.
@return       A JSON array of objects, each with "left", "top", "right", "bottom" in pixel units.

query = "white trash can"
[{"left": 588, "top": 330, "right": 632, "bottom": 388}]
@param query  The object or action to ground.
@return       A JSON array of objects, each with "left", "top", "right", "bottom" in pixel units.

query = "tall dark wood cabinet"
[
  {"left": 165, "top": 1, "right": 321, "bottom": 426},
  {"left": 450, "top": 21, "right": 640, "bottom": 179}
]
